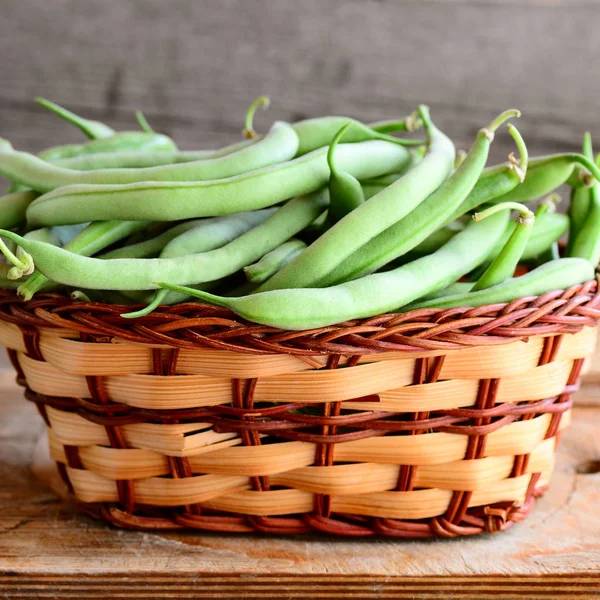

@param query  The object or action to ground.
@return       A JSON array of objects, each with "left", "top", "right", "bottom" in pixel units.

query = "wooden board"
[
  {"left": 0, "top": 364, "right": 599, "bottom": 599},
  {"left": 1, "top": 0, "right": 600, "bottom": 165}
]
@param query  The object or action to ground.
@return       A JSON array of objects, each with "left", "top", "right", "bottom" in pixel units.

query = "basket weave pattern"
[{"left": 1, "top": 282, "right": 599, "bottom": 538}]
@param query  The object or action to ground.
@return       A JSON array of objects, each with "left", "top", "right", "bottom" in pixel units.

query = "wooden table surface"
[{"left": 0, "top": 356, "right": 599, "bottom": 600}]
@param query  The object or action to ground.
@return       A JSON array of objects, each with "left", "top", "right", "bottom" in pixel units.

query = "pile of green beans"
[{"left": 0, "top": 97, "right": 597, "bottom": 330}]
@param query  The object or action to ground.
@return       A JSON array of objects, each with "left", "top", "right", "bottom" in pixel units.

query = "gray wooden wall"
[{"left": 1, "top": 0, "right": 599, "bottom": 165}]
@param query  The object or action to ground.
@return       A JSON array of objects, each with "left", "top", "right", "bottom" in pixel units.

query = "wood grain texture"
[
  {"left": 0, "top": 363, "right": 599, "bottom": 598},
  {"left": 1, "top": 0, "right": 600, "bottom": 165}
]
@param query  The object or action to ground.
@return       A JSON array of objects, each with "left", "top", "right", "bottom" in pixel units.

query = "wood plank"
[
  {"left": 0, "top": 363, "right": 599, "bottom": 598},
  {"left": 1, "top": 0, "right": 600, "bottom": 163}
]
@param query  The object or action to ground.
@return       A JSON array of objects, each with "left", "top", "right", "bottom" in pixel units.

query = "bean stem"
[{"left": 242, "top": 96, "right": 270, "bottom": 138}]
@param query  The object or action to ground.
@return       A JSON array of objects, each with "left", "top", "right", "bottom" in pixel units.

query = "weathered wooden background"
[{"left": 1, "top": 0, "right": 599, "bottom": 166}]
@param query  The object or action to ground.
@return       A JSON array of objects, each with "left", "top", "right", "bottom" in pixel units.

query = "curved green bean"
[
  {"left": 258, "top": 105, "right": 459, "bottom": 291},
  {"left": 156, "top": 208, "right": 510, "bottom": 330},
  {"left": 492, "top": 152, "right": 600, "bottom": 205},
  {"left": 408, "top": 258, "right": 594, "bottom": 311},
  {"left": 567, "top": 137, "right": 595, "bottom": 254},
  {"left": 0, "top": 121, "right": 299, "bottom": 192},
  {"left": 471, "top": 202, "right": 535, "bottom": 291},
  {"left": 568, "top": 178, "right": 600, "bottom": 267},
  {"left": 292, "top": 116, "right": 424, "bottom": 156},
  {"left": 327, "top": 122, "right": 365, "bottom": 223},
  {"left": 0, "top": 190, "right": 328, "bottom": 290},
  {"left": 17, "top": 220, "right": 152, "bottom": 300},
  {"left": 25, "top": 141, "right": 408, "bottom": 226},
  {"left": 159, "top": 210, "right": 278, "bottom": 259}
]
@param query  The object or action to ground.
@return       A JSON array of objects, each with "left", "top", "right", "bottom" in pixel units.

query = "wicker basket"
[{"left": 1, "top": 282, "right": 599, "bottom": 538}]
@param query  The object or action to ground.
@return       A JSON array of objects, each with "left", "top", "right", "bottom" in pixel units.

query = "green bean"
[
  {"left": 493, "top": 209, "right": 567, "bottom": 262},
  {"left": 408, "top": 258, "right": 594, "bottom": 311},
  {"left": 327, "top": 122, "right": 365, "bottom": 223},
  {"left": 491, "top": 152, "right": 600, "bottom": 205},
  {"left": 100, "top": 222, "right": 210, "bottom": 260},
  {"left": 36, "top": 97, "right": 115, "bottom": 140},
  {"left": 0, "top": 120, "right": 299, "bottom": 192},
  {"left": 567, "top": 136, "right": 595, "bottom": 254},
  {"left": 568, "top": 174, "right": 600, "bottom": 267},
  {"left": 567, "top": 185, "right": 591, "bottom": 254},
  {"left": 51, "top": 141, "right": 259, "bottom": 170},
  {"left": 160, "top": 210, "right": 279, "bottom": 259},
  {"left": 244, "top": 239, "right": 307, "bottom": 283},
  {"left": 156, "top": 208, "right": 510, "bottom": 330},
  {"left": 0, "top": 191, "right": 38, "bottom": 230},
  {"left": 17, "top": 219, "right": 152, "bottom": 300},
  {"left": 368, "top": 111, "right": 421, "bottom": 134},
  {"left": 311, "top": 113, "right": 523, "bottom": 288},
  {"left": 470, "top": 202, "right": 535, "bottom": 291},
  {"left": 34, "top": 131, "right": 178, "bottom": 162},
  {"left": 25, "top": 141, "right": 409, "bottom": 227},
  {"left": 54, "top": 146, "right": 257, "bottom": 172},
  {"left": 101, "top": 210, "right": 277, "bottom": 260},
  {"left": 406, "top": 207, "right": 567, "bottom": 265},
  {"left": 258, "top": 105, "right": 461, "bottom": 291},
  {"left": 292, "top": 116, "right": 424, "bottom": 156},
  {"left": 0, "top": 190, "right": 328, "bottom": 291}
]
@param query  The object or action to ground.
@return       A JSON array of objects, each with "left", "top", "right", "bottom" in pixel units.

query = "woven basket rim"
[{"left": 1, "top": 279, "right": 599, "bottom": 356}]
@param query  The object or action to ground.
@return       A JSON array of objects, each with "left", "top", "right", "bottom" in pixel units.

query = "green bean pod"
[
  {"left": 101, "top": 222, "right": 204, "bottom": 260},
  {"left": 326, "top": 122, "right": 365, "bottom": 223},
  {"left": 244, "top": 239, "right": 307, "bottom": 283},
  {"left": 491, "top": 152, "right": 600, "bottom": 205},
  {"left": 292, "top": 116, "right": 423, "bottom": 156},
  {"left": 258, "top": 105, "right": 458, "bottom": 291},
  {"left": 567, "top": 185, "right": 591, "bottom": 254},
  {"left": 36, "top": 97, "right": 115, "bottom": 140},
  {"left": 51, "top": 141, "right": 258, "bottom": 171},
  {"left": 0, "top": 190, "right": 329, "bottom": 291},
  {"left": 492, "top": 210, "right": 568, "bottom": 262},
  {"left": 0, "top": 191, "right": 39, "bottom": 230},
  {"left": 0, "top": 121, "right": 299, "bottom": 192},
  {"left": 155, "top": 208, "right": 510, "bottom": 330},
  {"left": 568, "top": 184, "right": 600, "bottom": 267},
  {"left": 25, "top": 141, "right": 409, "bottom": 226},
  {"left": 470, "top": 202, "right": 536, "bottom": 292},
  {"left": 313, "top": 115, "right": 523, "bottom": 287},
  {"left": 17, "top": 220, "right": 153, "bottom": 300},
  {"left": 567, "top": 137, "right": 596, "bottom": 254},
  {"left": 162, "top": 211, "right": 281, "bottom": 260},
  {"left": 408, "top": 258, "right": 594, "bottom": 311}
]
